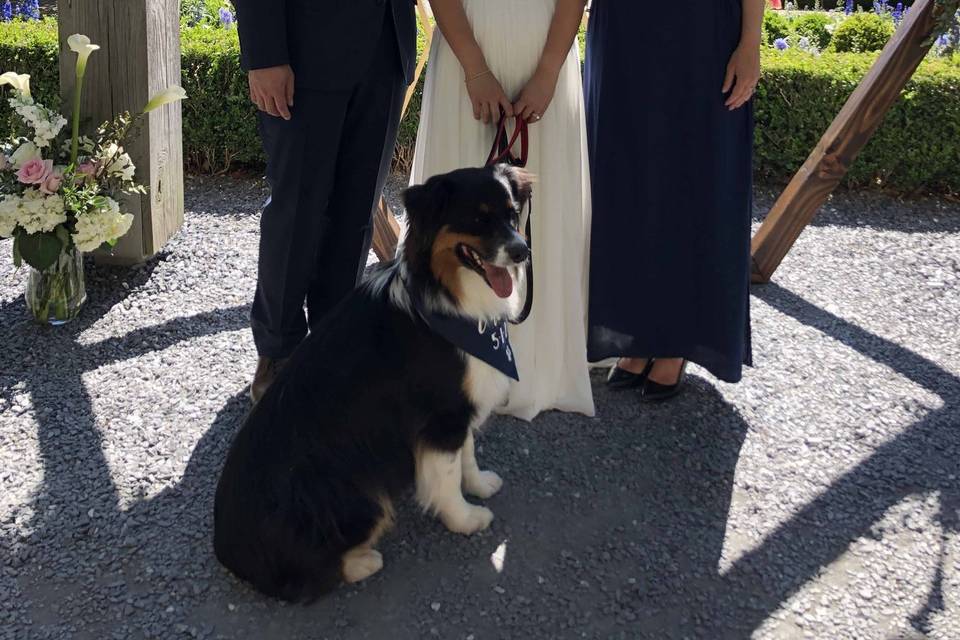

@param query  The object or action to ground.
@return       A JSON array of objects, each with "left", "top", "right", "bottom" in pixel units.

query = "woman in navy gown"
[{"left": 584, "top": 0, "right": 763, "bottom": 401}]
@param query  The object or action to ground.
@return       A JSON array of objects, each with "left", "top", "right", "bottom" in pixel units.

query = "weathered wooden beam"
[
  {"left": 58, "top": 0, "right": 184, "bottom": 265},
  {"left": 372, "top": 0, "right": 435, "bottom": 262},
  {"left": 751, "top": 0, "right": 939, "bottom": 283}
]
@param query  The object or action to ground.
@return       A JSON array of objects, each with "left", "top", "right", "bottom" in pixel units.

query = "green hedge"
[{"left": 2, "top": 20, "right": 959, "bottom": 193}]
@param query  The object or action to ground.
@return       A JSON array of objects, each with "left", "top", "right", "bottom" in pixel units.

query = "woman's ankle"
[{"left": 617, "top": 357, "right": 649, "bottom": 375}]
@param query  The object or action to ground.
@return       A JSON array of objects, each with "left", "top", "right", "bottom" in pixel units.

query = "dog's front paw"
[
  {"left": 464, "top": 470, "right": 503, "bottom": 499},
  {"left": 442, "top": 505, "right": 494, "bottom": 536}
]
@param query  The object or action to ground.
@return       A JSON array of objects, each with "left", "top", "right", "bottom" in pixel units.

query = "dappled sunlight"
[{"left": 490, "top": 539, "right": 508, "bottom": 574}]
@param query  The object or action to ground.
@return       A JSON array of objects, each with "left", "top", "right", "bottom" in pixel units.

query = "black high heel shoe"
[
  {"left": 640, "top": 360, "right": 688, "bottom": 403},
  {"left": 606, "top": 358, "right": 655, "bottom": 390}
]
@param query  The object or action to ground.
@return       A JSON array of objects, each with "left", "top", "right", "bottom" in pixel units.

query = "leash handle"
[
  {"left": 485, "top": 111, "right": 534, "bottom": 325},
  {"left": 485, "top": 112, "right": 529, "bottom": 168}
]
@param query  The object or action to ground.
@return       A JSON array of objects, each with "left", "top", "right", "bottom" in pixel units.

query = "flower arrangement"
[{"left": 0, "top": 34, "right": 186, "bottom": 324}]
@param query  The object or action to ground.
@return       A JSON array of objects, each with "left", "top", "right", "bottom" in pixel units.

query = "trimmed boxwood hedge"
[{"left": 2, "top": 20, "right": 959, "bottom": 193}]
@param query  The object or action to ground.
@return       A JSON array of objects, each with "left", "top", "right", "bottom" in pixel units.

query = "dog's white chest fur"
[{"left": 462, "top": 354, "right": 511, "bottom": 421}]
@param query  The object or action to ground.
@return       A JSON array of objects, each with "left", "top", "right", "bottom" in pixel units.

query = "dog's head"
[{"left": 402, "top": 164, "right": 533, "bottom": 320}]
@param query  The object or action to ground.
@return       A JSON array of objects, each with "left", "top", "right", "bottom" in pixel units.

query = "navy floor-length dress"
[{"left": 584, "top": 0, "right": 753, "bottom": 383}]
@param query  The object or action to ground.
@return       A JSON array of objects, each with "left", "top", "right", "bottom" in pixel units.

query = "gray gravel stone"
[{"left": 0, "top": 177, "right": 957, "bottom": 639}]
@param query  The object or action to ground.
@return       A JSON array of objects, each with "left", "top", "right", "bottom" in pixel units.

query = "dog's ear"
[
  {"left": 403, "top": 175, "right": 451, "bottom": 227},
  {"left": 499, "top": 165, "right": 535, "bottom": 207}
]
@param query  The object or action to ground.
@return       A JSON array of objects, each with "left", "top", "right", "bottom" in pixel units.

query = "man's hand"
[{"left": 249, "top": 65, "right": 295, "bottom": 120}]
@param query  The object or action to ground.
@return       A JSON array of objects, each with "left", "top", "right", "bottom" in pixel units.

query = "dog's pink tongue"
[{"left": 483, "top": 264, "right": 513, "bottom": 299}]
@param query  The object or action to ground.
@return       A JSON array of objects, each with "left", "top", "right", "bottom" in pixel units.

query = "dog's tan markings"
[
  {"left": 340, "top": 494, "right": 394, "bottom": 584},
  {"left": 478, "top": 204, "right": 490, "bottom": 213},
  {"left": 431, "top": 226, "right": 483, "bottom": 303},
  {"left": 368, "top": 494, "right": 395, "bottom": 547}
]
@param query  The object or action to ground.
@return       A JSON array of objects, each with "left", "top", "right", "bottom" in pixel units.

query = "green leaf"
[
  {"left": 17, "top": 230, "right": 63, "bottom": 271},
  {"left": 12, "top": 234, "right": 22, "bottom": 268},
  {"left": 54, "top": 224, "right": 71, "bottom": 249}
]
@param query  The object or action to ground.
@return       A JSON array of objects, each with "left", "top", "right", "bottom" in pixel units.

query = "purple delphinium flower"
[
  {"left": 892, "top": 2, "right": 903, "bottom": 25},
  {"left": 1, "top": 1, "right": 13, "bottom": 22},
  {"left": 774, "top": 38, "right": 789, "bottom": 51},
  {"left": 219, "top": 7, "right": 234, "bottom": 28},
  {"left": 845, "top": 0, "right": 854, "bottom": 16},
  {"left": 19, "top": 0, "right": 39, "bottom": 20}
]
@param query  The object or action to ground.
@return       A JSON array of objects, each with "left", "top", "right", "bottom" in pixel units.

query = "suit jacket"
[{"left": 234, "top": 0, "right": 418, "bottom": 89}]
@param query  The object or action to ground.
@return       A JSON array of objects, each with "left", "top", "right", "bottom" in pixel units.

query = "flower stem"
[{"left": 70, "top": 70, "right": 84, "bottom": 166}]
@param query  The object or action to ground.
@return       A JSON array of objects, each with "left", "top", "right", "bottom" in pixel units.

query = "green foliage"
[
  {"left": 181, "top": 0, "right": 235, "bottom": 29},
  {"left": 831, "top": 12, "right": 895, "bottom": 53},
  {"left": 2, "top": 19, "right": 959, "bottom": 194},
  {"left": 755, "top": 48, "right": 960, "bottom": 192},
  {"left": 179, "top": 26, "right": 262, "bottom": 170},
  {"left": 792, "top": 12, "right": 834, "bottom": 50},
  {"left": 0, "top": 19, "right": 59, "bottom": 129},
  {"left": 763, "top": 11, "right": 792, "bottom": 46},
  {"left": 16, "top": 228, "right": 62, "bottom": 271}
]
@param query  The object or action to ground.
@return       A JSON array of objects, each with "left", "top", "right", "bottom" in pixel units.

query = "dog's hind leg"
[
  {"left": 340, "top": 495, "right": 394, "bottom": 584},
  {"left": 342, "top": 548, "right": 384, "bottom": 584},
  {"left": 416, "top": 445, "right": 494, "bottom": 535},
  {"left": 461, "top": 429, "right": 503, "bottom": 499}
]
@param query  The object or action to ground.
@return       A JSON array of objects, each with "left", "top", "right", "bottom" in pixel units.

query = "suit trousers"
[{"left": 251, "top": 19, "right": 405, "bottom": 358}]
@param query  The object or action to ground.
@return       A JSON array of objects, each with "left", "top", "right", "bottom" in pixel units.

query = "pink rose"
[
  {"left": 76, "top": 161, "right": 98, "bottom": 182},
  {"left": 39, "top": 168, "right": 64, "bottom": 195},
  {"left": 17, "top": 158, "right": 53, "bottom": 185}
]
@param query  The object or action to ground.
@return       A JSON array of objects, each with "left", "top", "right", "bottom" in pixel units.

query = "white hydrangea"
[
  {"left": 0, "top": 194, "right": 21, "bottom": 238},
  {"left": 15, "top": 189, "right": 68, "bottom": 235},
  {"left": 71, "top": 197, "right": 134, "bottom": 252},
  {"left": 100, "top": 143, "right": 136, "bottom": 182},
  {"left": 10, "top": 95, "right": 68, "bottom": 150}
]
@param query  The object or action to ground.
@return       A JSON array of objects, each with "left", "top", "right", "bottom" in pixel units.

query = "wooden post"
[
  {"left": 57, "top": 0, "right": 184, "bottom": 265},
  {"left": 750, "top": 0, "right": 940, "bottom": 283},
  {"left": 371, "top": 0, "right": 435, "bottom": 262}
]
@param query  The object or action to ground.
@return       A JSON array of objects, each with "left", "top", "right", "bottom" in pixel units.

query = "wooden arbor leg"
[
  {"left": 750, "top": 0, "right": 940, "bottom": 283},
  {"left": 371, "top": 1, "right": 435, "bottom": 262},
  {"left": 58, "top": 0, "right": 184, "bottom": 265}
]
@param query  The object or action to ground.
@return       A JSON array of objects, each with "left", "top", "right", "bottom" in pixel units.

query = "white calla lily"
[
  {"left": 67, "top": 34, "right": 100, "bottom": 78},
  {"left": 0, "top": 72, "right": 31, "bottom": 99},
  {"left": 143, "top": 86, "right": 188, "bottom": 113},
  {"left": 66, "top": 34, "right": 101, "bottom": 165}
]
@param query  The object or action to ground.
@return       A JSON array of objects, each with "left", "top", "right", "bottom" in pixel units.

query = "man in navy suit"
[{"left": 232, "top": 0, "right": 418, "bottom": 402}]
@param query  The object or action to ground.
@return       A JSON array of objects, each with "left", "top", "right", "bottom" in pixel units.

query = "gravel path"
[{"left": 1, "top": 177, "right": 958, "bottom": 640}]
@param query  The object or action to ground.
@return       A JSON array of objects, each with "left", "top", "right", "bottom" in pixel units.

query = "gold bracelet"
[{"left": 465, "top": 69, "right": 492, "bottom": 84}]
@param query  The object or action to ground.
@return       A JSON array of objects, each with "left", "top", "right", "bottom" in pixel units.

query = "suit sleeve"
[{"left": 233, "top": 0, "right": 290, "bottom": 71}]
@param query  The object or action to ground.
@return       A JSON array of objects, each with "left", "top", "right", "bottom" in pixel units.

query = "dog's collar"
[{"left": 398, "top": 273, "right": 519, "bottom": 381}]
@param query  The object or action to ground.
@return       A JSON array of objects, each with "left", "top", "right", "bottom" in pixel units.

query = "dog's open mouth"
[{"left": 456, "top": 243, "right": 513, "bottom": 299}]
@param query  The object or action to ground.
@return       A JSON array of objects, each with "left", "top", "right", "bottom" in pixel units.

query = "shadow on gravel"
[
  {"left": 1, "top": 255, "right": 250, "bottom": 603},
  {"left": 723, "top": 283, "right": 960, "bottom": 636}
]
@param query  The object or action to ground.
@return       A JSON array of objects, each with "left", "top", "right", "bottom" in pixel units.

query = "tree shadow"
[
  {"left": 2, "top": 253, "right": 250, "bottom": 609},
  {"left": 698, "top": 283, "right": 960, "bottom": 636}
]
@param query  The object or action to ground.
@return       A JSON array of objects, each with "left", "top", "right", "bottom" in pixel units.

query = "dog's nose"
[{"left": 506, "top": 239, "right": 530, "bottom": 264}]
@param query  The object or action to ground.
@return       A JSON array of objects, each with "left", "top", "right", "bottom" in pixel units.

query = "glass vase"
[{"left": 25, "top": 248, "right": 87, "bottom": 325}]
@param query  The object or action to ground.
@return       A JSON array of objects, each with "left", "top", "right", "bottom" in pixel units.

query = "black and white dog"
[{"left": 213, "top": 164, "right": 532, "bottom": 602}]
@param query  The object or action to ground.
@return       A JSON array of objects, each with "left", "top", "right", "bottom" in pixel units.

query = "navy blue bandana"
[{"left": 403, "top": 277, "right": 519, "bottom": 381}]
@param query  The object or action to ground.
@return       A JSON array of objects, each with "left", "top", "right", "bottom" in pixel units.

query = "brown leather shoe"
[{"left": 250, "top": 357, "right": 288, "bottom": 404}]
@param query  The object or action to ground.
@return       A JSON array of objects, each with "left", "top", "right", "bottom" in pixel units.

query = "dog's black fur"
[{"left": 213, "top": 165, "right": 532, "bottom": 602}]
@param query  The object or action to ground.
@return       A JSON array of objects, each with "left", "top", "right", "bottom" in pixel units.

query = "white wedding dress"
[{"left": 410, "top": 0, "right": 595, "bottom": 420}]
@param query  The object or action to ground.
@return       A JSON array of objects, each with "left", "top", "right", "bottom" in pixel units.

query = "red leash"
[{"left": 485, "top": 113, "right": 533, "bottom": 325}]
